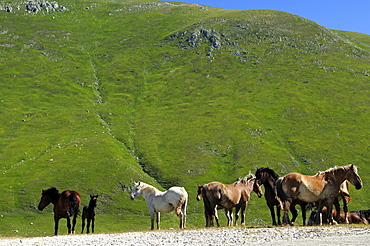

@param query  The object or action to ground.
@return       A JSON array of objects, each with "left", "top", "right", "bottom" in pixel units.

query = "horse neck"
[
  {"left": 330, "top": 168, "right": 348, "bottom": 184},
  {"left": 50, "top": 193, "right": 61, "bottom": 205},
  {"left": 262, "top": 173, "right": 278, "bottom": 190},
  {"left": 141, "top": 185, "right": 161, "bottom": 199},
  {"left": 237, "top": 179, "right": 254, "bottom": 194}
]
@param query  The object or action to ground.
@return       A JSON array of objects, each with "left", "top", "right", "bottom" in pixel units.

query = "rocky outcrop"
[{"left": 1, "top": 1, "right": 67, "bottom": 13}]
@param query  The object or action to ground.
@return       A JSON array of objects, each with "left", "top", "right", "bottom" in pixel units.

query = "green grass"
[{"left": 0, "top": 0, "right": 369, "bottom": 237}]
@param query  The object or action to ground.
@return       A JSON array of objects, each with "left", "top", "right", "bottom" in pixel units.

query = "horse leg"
[
  {"left": 71, "top": 213, "right": 77, "bottom": 234},
  {"left": 300, "top": 202, "right": 307, "bottom": 226},
  {"left": 326, "top": 201, "right": 336, "bottom": 225},
  {"left": 215, "top": 208, "right": 220, "bottom": 227},
  {"left": 290, "top": 204, "right": 298, "bottom": 225},
  {"left": 150, "top": 212, "right": 155, "bottom": 230},
  {"left": 81, "top": 217, "right": 85, "bottom": 234},
  {"left": 224, "top": 209, "right": 230, "bottom": 226},
  {"left": 276, "top": 206, "right": 281, "bottom": 225},
  {"left": 240, "top": 206, "right": 246, "bottom": 226},
  {"left": 182, "top": 201, "right": 187, "bottom": 229},
  {"left": 334, "top": 198, "right": 341, "bottom": 223},
  {"left": 281, "top": 200, "right": 292, "bottom": 226},
  {"left": 204, "top": 208, "right": 211, "bottom": 227},
  {"left": 156, "top": 212, "right": 160, "bottom": 230},
  {"left": 91, "top": 218, "right": 95, "bottom": 233},
  {"left": 315, "top": 202, "right": 325, "bottom": 225},
  {"left": 177, "top": 210, "right": 185, "bottom": 229},
  {"left": 54, "top": 217, "right": 60, "bottom": 236},
  {"left": 66, "top": 215, "right": 72, "bottom": 234},
  {"left": 343, "top": 197, "right": 349, "bottom": 224},
  {"left": 86, "top": 218, "right": 91, "bottom": 234},
  {"left": 234, "top": 207, "right": 240, "bottom": 226},
  {"left": 268, "top": 205, "right": 277, "bottom": 226}
]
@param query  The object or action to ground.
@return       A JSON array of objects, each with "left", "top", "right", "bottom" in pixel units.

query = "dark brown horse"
[
  {"left": 196, "top": 185, "right": 224, "bottom": 227},
  {"left": 38, "top": 187, "right": 81, "bottom": 235},
  {"left": 276, "top": 164, "right": 362, "bottom": 225},
  {"left": 202, "top": 175, "right": 262, "bottom": 227},
  {"left": 254, "top": 167, "right": 309, "bottom": 226},
  {"left": 81, "top": 195, "right": 98, "bottom": 233}
]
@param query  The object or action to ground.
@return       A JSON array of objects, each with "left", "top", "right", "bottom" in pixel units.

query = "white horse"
[{"left": 130, "top": 181, "right": 188, "bottom": 230}]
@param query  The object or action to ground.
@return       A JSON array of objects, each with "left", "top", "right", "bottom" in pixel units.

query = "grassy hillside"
[{"left": 0, "top": 0, "right": 369, "bottom": 236}]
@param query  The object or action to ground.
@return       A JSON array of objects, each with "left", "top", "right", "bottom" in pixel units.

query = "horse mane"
[
  {"left": 42, "top": 187, "right": 59, "bottom": 196},
  {"left": 315, "top": 164, "right": 357, "bottom": 176},
  {"left": 235, "top": 173, "right": 255, "bottom": 184},
  {"left": 138, "top": 182, "right": 160, "bottom": 193},
  {"left": 257, "top": 167, "right": 279, "bottom": 180}
]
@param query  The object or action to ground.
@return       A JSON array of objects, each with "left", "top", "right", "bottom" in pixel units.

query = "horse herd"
[{"left": 38, "top": 164, "right": 366, "bottom": 235}]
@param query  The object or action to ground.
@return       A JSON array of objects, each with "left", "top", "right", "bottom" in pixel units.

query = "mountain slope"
[{"left": 0, "top": 0, "right": 369, "bottom": 236}]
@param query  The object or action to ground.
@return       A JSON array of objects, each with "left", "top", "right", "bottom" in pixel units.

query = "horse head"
[
  {"left": 196, "top": 185, "right": 203, "bottom": 201},
  {"left": 347, "top": 164, "right": 363, "bottom": 190},
  {"left": 89, "top": 195, "right": 99, "bottom": 207},
  {"left": 38, "top": 187, "right": 60, "bottom": 211},
  {"left": 130, "top": 181, "right": 142, "bottom": 200},
  {"left": 252, "top": 178, "right": 263, "bottom": 198}
]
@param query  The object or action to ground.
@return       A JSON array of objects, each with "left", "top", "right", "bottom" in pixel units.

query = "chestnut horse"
[
  {"left": 81, "top": 195, "right": 98, "bottom": 233},
  {"left": 202, "top": 174, "right": 262, "bottom": 227},
  {"left": 254, "top": 167, "right": 309, "bottom": 226},
  {"left": 276, "top": 164, "right": 362, "bottom": 225},
  {"left": 38, "top": 187, "right": 81, "bottom": 235}
]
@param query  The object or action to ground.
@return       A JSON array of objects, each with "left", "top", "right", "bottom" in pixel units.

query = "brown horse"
[
  {"left": 311, "top": 180, "right": 351, "bottom": 224},
  {"left": 276, "top": 164, "right": 362, "bottom": 225},
  {"left": 308, "top": 208, "right": 368, "bottom": 225},
  {"left": 196, "top": 185, "right": 224, "bottom": 227},
  {"left": 38, "top": 187, "right": 81, "bottom": 235},
  {"left": 202, "top": 175, "right": 262, "bottom": 227},
  {"left": 254, "top": 167, "right": 309, "bottom": 226},
  {"left": 81, "top": 195, "right": 98, "bottom": 234}
]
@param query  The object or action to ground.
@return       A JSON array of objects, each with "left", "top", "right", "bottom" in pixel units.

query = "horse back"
[{"left": 280, "top": 173, "right": 331, "bottom": 202}]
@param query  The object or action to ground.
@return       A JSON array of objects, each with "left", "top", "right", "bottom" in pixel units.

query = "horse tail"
[
  {"left": 68, "top": 193, "right": 80, "bottom": 216},
  {"left": 175, "top": 187, "right": 188, "bottom": 215},
  {"left": 276, "top": 177, "right": 287, "bottom": 209},
  {"left": 201, "top": 185, "right": 213, "bottom": 225}
]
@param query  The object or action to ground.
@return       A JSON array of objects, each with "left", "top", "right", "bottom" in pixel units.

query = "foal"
[{"left": 81, "top": 195, "right": 98, "bottom": 233}]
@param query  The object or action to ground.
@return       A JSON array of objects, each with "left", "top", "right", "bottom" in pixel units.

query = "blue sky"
[{"left": 178, "top": 0, "right": 370, "bottom": 35}]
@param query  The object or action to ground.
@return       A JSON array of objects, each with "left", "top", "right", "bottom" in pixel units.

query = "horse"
[
  {"left": 308, "top": 208, "right": 368, "bottom": 225},
  {"left": 310, "top": 180, "right": 351, "bottom": 224},
  {"left": 130, "top": 181, "right": 188, "bottom": 230},
  {"left": 196, "top": 184, "right": 225, "bottom": 227},
  {"left": 254, "top": 167, "right": 309, "bottom": 226},
  {"left": 81, "top": 195, "right": 98, "bottom": 233},
  {"left": 276, "top": 164, "right": 362, "bottom": 225},
  {"left": 38, "top": 187, "right": 81, "bottom": 235},
  {"left": 202, "top": 174, "right": 262, "bottom": 227},
  {"left": 350, "top": 209, "right": 370, "bottom": 224}
]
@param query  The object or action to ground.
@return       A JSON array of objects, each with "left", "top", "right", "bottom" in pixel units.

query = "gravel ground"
[{"left": 1, "top": 226, "right": 369, "bottom": 246}]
